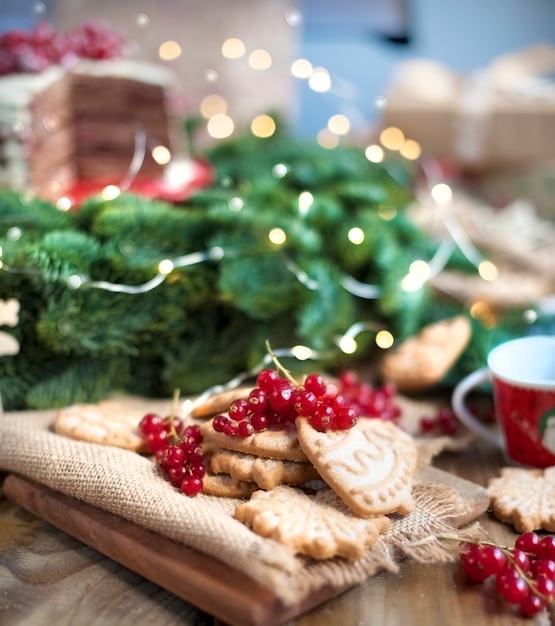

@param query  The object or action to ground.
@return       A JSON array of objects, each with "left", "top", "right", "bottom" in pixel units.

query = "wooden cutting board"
[{"left": 3, "top": 467, "right": 489, "bottom": 626}]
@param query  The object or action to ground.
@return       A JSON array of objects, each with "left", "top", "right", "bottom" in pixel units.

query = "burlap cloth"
[{"left": 0, "top": 401, "right": 482, "bottom": 608}]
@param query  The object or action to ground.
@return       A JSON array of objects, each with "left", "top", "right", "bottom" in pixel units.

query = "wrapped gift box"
[{"left": 381, "top": 45, "right": 555, "bottom": 167}]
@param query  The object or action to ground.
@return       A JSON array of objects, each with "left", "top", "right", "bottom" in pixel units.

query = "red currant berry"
[
  {"left": 538, "top": 536, "right": 555, "bottom": 561},
  {"left": 520, "top": 593, "right": 546, "bottom": 616},
  {"left": 184, "top": 424, "right": 203, "bottom": 444},
  {"left": 294, "top": 389, "right": 318, "bottom": 415},
  {"left": 223, "top": 421, "right": 239, "bottom": 436},
  {"left": 533, "top": 574, "right": 555, "bottom": 600},
  {"left": 189, "top": 462, "right": 206, "bottom": 479},
  {"left": 269, "top": 383, "right": 295, "bottom": 413},
  {"left": 512, "top": 548, "right": 531, "bottom": 573},
  {"left": 309, "top": 405, "right": 335, "bottom": 431},
  {"left": 479, "top": 546, "right": 508, "bottom": 577},
  {"left": 515, "top": 531, "right": 541, "bottom": 555},
  {"left": 250, "top": 413, "right": 268, "bottom": 432},
  {"left": 256, "top": 368, "right": 281, "bottom": 391},
  {"left": 530, "top": 558, "right": 555, "bottom": 581},
  {"left": 460, "top": 544, "right": 490, "bottom": 582},
  {"left": 238, "top": 421, "right": 255, "bottom": 437},
  {"left": 334, "top": 406, "right": 358, "bottom": 430},
  {"left": 165, "top": 445, "right": 186, "bottom": 468},
  {"left": 247, "top": 388, "right": 268, "bottom": 414},
  {"left": 167, "top": 465, "right": 187, "bottom": 486},
  {"left": 139, "top": 412, "right": 163, "bottom": 435},
  {"left": 495, "top": 568, "right": 530, "bottom": 603},
  {"left": 146, "top": 429, "right": 170, "bottom": 453},
  {"left": 184, "top": 445, "right": 204, "bottom": 464},
  {"left": 213, "top": 414, "right": 229, "bottom": 432},
  {"left": 229, "top": 398, "right": 249, "bottom": 421},
  {"left": 304, "top": 373, "right": 327, "bottom": 398},
  {"left": 181, "top": 476, "right": 203, "bottom": 496}
]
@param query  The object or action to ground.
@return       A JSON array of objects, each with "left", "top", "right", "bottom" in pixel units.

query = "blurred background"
[{"left": 2, "top": 0, "right": 555, "bottom": 213}]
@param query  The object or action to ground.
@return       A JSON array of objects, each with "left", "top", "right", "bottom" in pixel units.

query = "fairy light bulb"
[
  {"left": 248, "top": 49, "right": 272, "bottom": 70},
  {"left": 365, "top": 144, "right": 384, "bottom": 163},
  {"left": 291, "top": 58, "right": 312, "bottom": 79},
  {"left": 291, "top": 345, "right": 313, "bottom": 360},
  {"left": 268, "top": 228, "right": 287, "bottom": 245},
  {"left": 298, "top": 191, "right": 313, "bottom": 216},
  {"left": 56, "top": 197, "right": 72, "bottom": 211},
  {"left": 222, "top": 38, "right": 245, "bottom": 59},
  {"left": 379, "top": 127, "right": 405, "bottom": 150},
  {"left": 327, "top": 114, "right": 350, "bottom": 136},
  {"left": 338, "top": 335, "right": 357, "bottom": 354},
  {"left": 347, "top": 227, "right": 365, "bottom": 245},
  {"left": 376, "top": 330, "right": 394, "bottom": 349},
  {"left": 430, "top": 183, "right": 452, "bottom": 205},
  {"left": 478, "top": 259, "right": 498, "bottom": 281},
  {"left": 207, "top": 114, "right": 234, "bottom": 139},
  {"left": 317, "top": 128, "right": 339, "bottom": 149},
  {"left": 200, "top": 94, "right": 228, "bottom": 118},
  {"left": 102, "top": 185, "right": 120, "bottom": 200},
  {"left": 152, "top": 145, "right": 171, "bottom": 165},
  {"left": 228, "top": 197, "right": 244, "bottom": 212},
  {"left": 251, "top": 114, "right": 276, "bottom": 138},
  {"left": 400, "top": 139, "right": 421, "bottom": 160},
  {"left": 158, "top": 259, "right": 174, "bottom": 275},
  {"left": 309, "top": 67, "right": 331, "bottom": 93},
  {"left": 159, "top": 40, "right": 181, "bottom": 61}
]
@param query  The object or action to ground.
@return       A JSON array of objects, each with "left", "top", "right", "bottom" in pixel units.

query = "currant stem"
[
  {"left": 265, "top": 340, "right": 299, "bottom": 387},
  {"left": 167, "top": 388, "right": 181, "bottom": 443}
]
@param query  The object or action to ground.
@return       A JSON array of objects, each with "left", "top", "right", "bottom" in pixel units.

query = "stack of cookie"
[{"left": 199, "top": 399, "right": 419, "bottom": 560}]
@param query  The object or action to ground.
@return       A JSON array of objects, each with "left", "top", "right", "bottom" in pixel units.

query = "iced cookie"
[
  {"left": 296, "top": 417, "right": 418, "bottom": 517},
  {"left": 235, "top": 484, "right": 391, "bottom": 559}
]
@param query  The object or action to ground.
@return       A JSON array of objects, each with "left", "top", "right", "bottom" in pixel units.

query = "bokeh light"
[
  {"left": 159, "top": 40, "right": 182, "bottom": 61},
  {"left": 222, "top": 38, "right": 246, "bottom": 59},
  {"left": 251, "top": 114, "right": 276, "bottom": 137}
]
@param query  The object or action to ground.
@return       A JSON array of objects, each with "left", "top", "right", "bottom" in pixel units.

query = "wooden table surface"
[{"left": 0, "top": 437, "right": 551, "bottom": 626}]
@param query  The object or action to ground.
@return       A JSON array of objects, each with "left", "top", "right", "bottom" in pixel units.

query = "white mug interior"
[{"left": 488, "top": 335, "right": 555, "bottom": 390}]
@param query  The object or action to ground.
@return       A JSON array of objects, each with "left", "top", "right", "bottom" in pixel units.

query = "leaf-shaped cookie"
[
  {"left": 487, "top": 467, "right": 555, "bottom": 532},
  {"left": 234, "top": 485, "right": 390, "bottom": 559},
  {"left": 296, "top": 417, "right": 417, "bottom": 516}
]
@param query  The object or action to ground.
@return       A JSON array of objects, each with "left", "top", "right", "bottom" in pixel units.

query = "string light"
[{"left": 181, "top": 320, "right": 388, "bottom": 417}]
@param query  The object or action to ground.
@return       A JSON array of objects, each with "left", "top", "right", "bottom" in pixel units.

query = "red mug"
[{"left": 452, "top": 335, "right": 555, "bottom": 467}]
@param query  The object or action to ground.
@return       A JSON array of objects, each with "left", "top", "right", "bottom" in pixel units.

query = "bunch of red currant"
[
  {"left": 460, "top": 532, "right": 555, "bottom": 616},
  {"left": 213, "top": 366, "right": 404, "bottom": 437},
  {"left": 213, "top": 368, "right": 358, "bottom": 436},
  {"left": 139, "top": 412, "right": 205, "bottom": 496},
  {"left": 419, "top": 407, "right": 459, "bottom": 436},
  {"left": 336, "top": 371, "right": 401, "bottom": 423}
]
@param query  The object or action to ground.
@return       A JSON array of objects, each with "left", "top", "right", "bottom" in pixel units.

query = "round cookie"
[{"left": 54, "top": 400, "right": 148, "bottom": 452}]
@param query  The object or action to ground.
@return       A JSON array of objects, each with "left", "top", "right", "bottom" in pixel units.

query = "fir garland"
[{"left": 0, "top": 131, "right": 531, "bottom": 410}]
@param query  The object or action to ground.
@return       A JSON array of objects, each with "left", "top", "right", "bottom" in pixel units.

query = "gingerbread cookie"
[
  {"left": 209, "top": 449, "right": 319, "bottom": 490},
  {"left": 234, "top": 485, "right": 391, "bottom": 559},
  {"left": 200, "top": 420, "right": 309, "bottom": 462},
  {"left": 487, "top": 467, "right": 555, "bottom": 532},
  {"left": 202, "top": 473, "right": 259, "bottom": 499},
  {"left": 53, "top": 400, "right": 147, "bottom": 452},
  {"left": 296, "top": 417, "right": 417, "bottom": 516},
  {"left": 379, "top": 316, "right": 471, "bottom": 392}
]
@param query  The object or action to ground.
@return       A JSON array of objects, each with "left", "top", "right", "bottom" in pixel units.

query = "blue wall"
[{"left": 296, "top": 0, "right": 555, "bottom": 135}]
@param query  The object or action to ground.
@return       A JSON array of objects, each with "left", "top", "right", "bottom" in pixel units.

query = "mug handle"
[{"left": 451, "top": 368, "right": 504, "bottom": 449}]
